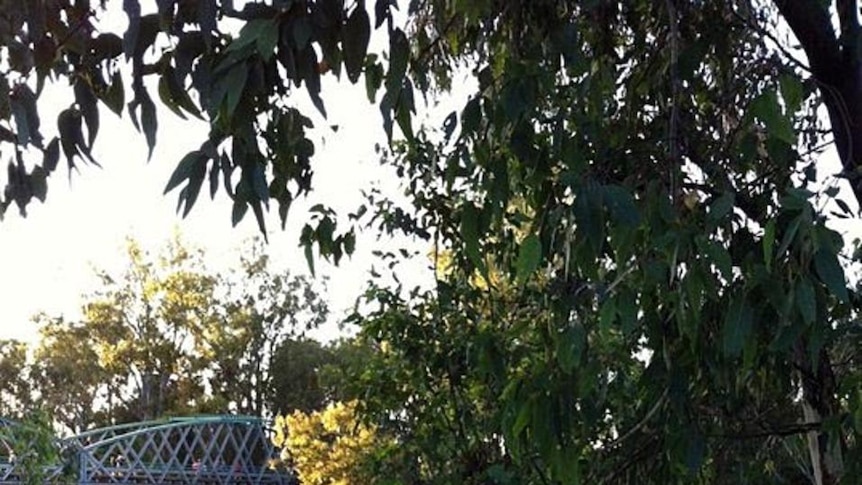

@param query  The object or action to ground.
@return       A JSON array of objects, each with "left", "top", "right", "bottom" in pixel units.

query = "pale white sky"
[
  {"left": 0, "top": 72, "right": 435, "bottom": 344},
  {"left": 0, "top": 4, "right": 473, "bottom": 347}
]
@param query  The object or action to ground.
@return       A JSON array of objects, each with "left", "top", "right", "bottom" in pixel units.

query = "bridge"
[{"left": 0, "top": 415, "right": 296, "bottom": 484}]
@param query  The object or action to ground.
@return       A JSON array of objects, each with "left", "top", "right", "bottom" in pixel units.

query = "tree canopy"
[
  {"left": 0, "top": 235, "right": 330, "bottom": 432},
  {"left": 4, "top": 0, "right": 862, "bottom": 483}
]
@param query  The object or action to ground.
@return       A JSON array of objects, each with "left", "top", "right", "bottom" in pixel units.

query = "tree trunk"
[{"left": 776, "top": 1, "right": 861, "bottom": 482}]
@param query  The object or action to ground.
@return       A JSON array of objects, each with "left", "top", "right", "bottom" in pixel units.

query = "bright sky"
[{"left": 0, "top": 69, "right": 435, "bottom": 345}]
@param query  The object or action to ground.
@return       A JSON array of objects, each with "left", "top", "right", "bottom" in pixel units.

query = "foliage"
[
  {"left": 0, "top": 340, "right": 30, "bottom": 419},
  {"left": 5, "top": 0, "right": 862, "bottom": 484},
  {"left": 274, "top": 400, "right": 382, "bottom": 485},
  {"left": 0, "top": 410, "right": 74, "bottom": 485},
  {"left": 31, "top": 317, "right": 106, "bottom": 433},
  {"left": 269, "top": 337, "right": 336, "bottom": 415},
  {"left": 347, "top": 1, "right": 862, "bottom": 484},
  {"left": 203, "top": 241, "right": 329, "bottom": 416},
  {"left": 2, "top": 234, "right": 328, "bottom": 431}
]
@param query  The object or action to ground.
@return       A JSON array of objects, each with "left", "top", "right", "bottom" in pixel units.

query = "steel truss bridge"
[{"left": 0, "top": 415, "right": 296, "bottom": 484}]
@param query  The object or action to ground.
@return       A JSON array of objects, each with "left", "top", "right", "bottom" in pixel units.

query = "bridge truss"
[{"left": 0, "top": 415, "right": 295, "bottom": 484}]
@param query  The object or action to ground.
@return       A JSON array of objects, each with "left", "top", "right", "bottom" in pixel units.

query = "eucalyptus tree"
[
  {"left": 0, "top": 339, "right": 30, "bottom": 419},
  {"left": 1, "top": 1, "right": 862, "bottom": 483}
]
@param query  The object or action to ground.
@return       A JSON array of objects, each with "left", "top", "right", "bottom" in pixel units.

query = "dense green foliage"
[
  {"left": 0, "top": 235, "right": 330, "bottom": 431},
  {"left": 4, "top": 0, "right": 862, "bottom": 483}
]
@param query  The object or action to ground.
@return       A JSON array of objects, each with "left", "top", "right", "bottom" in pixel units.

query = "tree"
[
  {"left": 203, "top": 240, "right": 329, "bottom": 416},
  {"left": 0, "top": 339, "right": 30, "bottom": 418},
  {"left": 26, "top": 234, "right": 328, "bottom": 429},
  {"left": 83, "top": 235, "right": 217, "bottom": 421},
  {"left": 273, "top": 400, "right": 383, "bottom": 485},
  {"left": 5, "top": 1, "right": 862, "bottom": 483},
  {"left": 269, "top": 337, "right": 335, "bottom": 415},
  {"left": 31, "top": 316, "right": 106, "bottom": 434}
]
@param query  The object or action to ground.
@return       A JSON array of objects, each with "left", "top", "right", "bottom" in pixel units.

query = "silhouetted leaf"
[
  {"left": 387, "top": 28, "right": 409, "bottom": 92},
  {"left": 374, "top": 0, "right": 391, "bottom": 29},
  {"left": 74, "top": 78, "right": 99, "bottom": 148},
  {"left": 101, "top": 72, "right": 125, "bottom": 116},
  {"left": 232, "top": 198, "right": 249, "bottom": 226},
  {"left": 57, "top": 108, "right": 83, "bottom": 168},
  {"left": 165, "top": 150, "right": 205, "bottom": 193},
  {"left": 42, "top": 137, "right": 59, "bottom": 173},
  {"left": 123, "top": 0, "right": 141, "bottom": 59},
  {"left": 11, "top": 85, "right": 40, "bottom": 147},
  {"left": 140, "top": 93, "right": 157, "bottom": 159},
  {"left": 344, "top": 6, "right": 371, "bottom": 83}
]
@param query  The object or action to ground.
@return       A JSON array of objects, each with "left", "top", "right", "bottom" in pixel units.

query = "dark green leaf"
[
  {"left": 779, "top": 73, "right": 804, "bottom": 113},
  {"left": 344, "top": 6, "right": 371, "bottom": 83},
  {"left": 197, "top": 0, "right": 217, "bottom": 46},
  {"left": 374, "top": 0, "right": 390, "bottom": 29},
  {"left": 292, "top": 17, "right": 313, "bottom": 50},
  {"left": 11, "top": 85, "right": 41, "bottom": 147},
  {"left": 101, "top": 72, "right": 125, "bottom": 116},
  {"left": 763, "top": 219, "right": 776, "bottom": 271},
  {"left": 516, "top": 234, "right": 542, "bottom": 284},
  {"left": 30, "top": 166, "right": 47, "bottom": 202},
  {"left": 251, "top": 161, "right": 269, "bottom": 202},
  {"left": 707, "top": 192, "right": 735, "bottom": 222},
  {"left": 461, "top": 97, "right": 481, "bottom": 136},
  {"left": 140, "top": 93, "right": 157, "bottom": 160},
  {"left": 386, "top": 29, "right": 409, "bottom": 92},
  {"left": 442, "top": 111, "right": 457, "bottom": 142},
  {"left": 42, "top": 138, "right": 59, "bottom": 173},
  {"left": 604, "top": 184, "right": 640, "bottom": 227},
  {"left": 232, "top": 198, "right": 249, "bottom": 226},
  {"left": 511, "top": 398, "right": 532, "bottom": 438},
  {"left": 158, "top": 75, "right": 186, "bottom": 119},
  {"left": 776, "top": 214, "right": 801, "bottom": 256},
  {"left": 165, "top": 150, "right": 205, "bottom": 193},
  {"left": 255, "top": 20, "right": 280, "bottom": 61},
  {"left": 750, "top": 89, "right": 796, "bottom": 145},
  {"left": 700, "top": 239, "right": 732, "bottom": 279},
  {"left": 304, "top": 239, "right": 316, "bottom": 276},
  {"left": 557, "top": 323, "right": 585, "bottom": 374},
  {"left": 74, "top": 79, "right": 99, "bottom": 148},
  {"left": 795, "top": 277, "right": 816, "bottom": 324},
  {"left": 91, "top": 33, "right": 124, "bottom": 62},
  {"left": 179, "top": 159, "right": 207, "bottom": 217},
  {"left": 576, "top": 182, "right": 605, "bottom": 255},
  {"left": 723, "top": 296, "right": 753, "bottom": 358},
  {"left": 814, "top": 249, "right": 848, "bottom": 302},
  {"left": 223, "top": 64, "right": 248, "bottom": 117},
  {"left": 123, "top": 0, "right": 142, "bottom": 59},
  {"left": 461, "top": 203, "right": 485, "bottom": 274}
]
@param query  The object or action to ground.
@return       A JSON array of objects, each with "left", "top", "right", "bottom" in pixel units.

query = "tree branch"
[
  {"left": 837, "top": 0, "right": 860, "bottom": 61},
  {"left": 776, "top": 0, "right": 862, "bottom": 208},
  {"left": 774, "top": 0, "right": 841, "bottom": 81}
]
